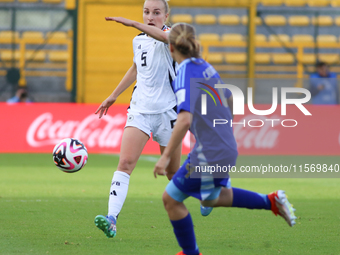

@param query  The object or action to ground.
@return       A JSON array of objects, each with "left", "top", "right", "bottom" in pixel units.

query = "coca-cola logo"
[
  {"left": 233, "top": 115, "right": 281, "bottom": 149},
  {"left": 26, "top": 113, "right": 126, "bottom": 148}
]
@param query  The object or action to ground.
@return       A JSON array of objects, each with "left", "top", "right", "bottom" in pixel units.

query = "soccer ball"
[{"left": 52, "top": 138, "right": 88, "bottom": 173}]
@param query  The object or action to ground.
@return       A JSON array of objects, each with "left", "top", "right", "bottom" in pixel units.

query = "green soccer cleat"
[{"left": 94, "top": 215, "right": 117, "bottom": 238}]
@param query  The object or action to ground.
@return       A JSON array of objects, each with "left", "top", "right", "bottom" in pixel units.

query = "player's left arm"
[
  {"left": 153, "top": 111, "right": 192, "bottom": 177},
  {"left": 105, "top": 17, "right": 168, "bottom": 43}
]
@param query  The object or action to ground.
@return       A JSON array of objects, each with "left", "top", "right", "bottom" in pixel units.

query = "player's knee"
[
  {"left": 162, "top": 191, "right": 172, "bottom": 210},
  {"left": 117, "top": 157, "right": 136, "bottom": 174}
]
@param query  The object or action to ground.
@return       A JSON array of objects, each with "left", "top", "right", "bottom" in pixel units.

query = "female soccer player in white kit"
[{"left": 94, "top": 0, "right": 181, "bottom": 238}]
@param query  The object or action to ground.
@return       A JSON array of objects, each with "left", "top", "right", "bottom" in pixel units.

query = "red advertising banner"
[{"left": 0, "top": 103, "right": 339, "bottom": 155}]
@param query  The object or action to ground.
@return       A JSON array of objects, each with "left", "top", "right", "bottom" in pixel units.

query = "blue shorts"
[{"left": 166, "top": 158, "right": 232, "bottom": 203}]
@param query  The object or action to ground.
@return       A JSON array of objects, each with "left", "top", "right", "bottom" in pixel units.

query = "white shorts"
[{"left": 125, "top": 108, "right": 177, "bottom": 147}]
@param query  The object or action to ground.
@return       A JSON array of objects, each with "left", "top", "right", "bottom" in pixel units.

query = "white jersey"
[{"left": 130, "top": 25, "right": 177, "bottom": 114}]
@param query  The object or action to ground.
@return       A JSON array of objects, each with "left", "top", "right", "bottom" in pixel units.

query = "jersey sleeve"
[
  {"left": 173, "top": 65, "right": 191, "bottom": 113},
  {"left": 132, "top": 38, "right": 136, "bottom": 63},
  {"left": 224, "top": 88, "right": 232, "bottom": 99}
]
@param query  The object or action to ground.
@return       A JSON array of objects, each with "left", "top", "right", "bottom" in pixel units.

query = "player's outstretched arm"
[
  {"left": 153, "top": 111, "right": 192, "bottom": 178},
  {"left": 106, "top": 17, "right": 169, "bottom": 43},
  {"left": 95, "top": 63, "right": 137, "bottom": 118}
]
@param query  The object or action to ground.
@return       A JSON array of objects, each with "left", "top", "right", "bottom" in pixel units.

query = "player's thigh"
[{"left": 118, "top": 127, "right": 149, "bottom": 173}]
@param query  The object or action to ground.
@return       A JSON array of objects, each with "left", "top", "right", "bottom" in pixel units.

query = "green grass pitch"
[{"left": 0, "top": 153, "right": 339, "bottom": 255}]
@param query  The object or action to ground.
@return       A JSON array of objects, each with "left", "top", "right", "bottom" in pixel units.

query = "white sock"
[{"left": 108, "top": 171, "right": 130, "bottom": 220}]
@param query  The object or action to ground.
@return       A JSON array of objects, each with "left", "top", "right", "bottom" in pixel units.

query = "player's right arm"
[{"left": 95, "top": 63, "right": 137, "bottom": 118}]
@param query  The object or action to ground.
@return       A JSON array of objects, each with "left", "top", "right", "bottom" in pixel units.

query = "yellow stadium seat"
[
  {"left": 42, "top": 0, "right": 62, "bottom": 3},
  {"left": 255, "top": 53, "right": 271, "bottom": 64},
  {"left": 46, "top": 31, "right": 68, "bottom": 39},
  {"left": 48, "top": 51, "right": 69, "bottom": 62},
  {"left": 225, "top": 53, "right": 247, "bottom": 64},
  {"left": 318, "top": 54, "right": 340, "bottom": 64},
  {"left": 171, "top": 14, "right": 193, "bottom": 24},
  {"left": 334, "top": 16, "right": 340, "bottom": 26},
  {"left": 317, "top": 35, "right": 337, "bottom": 43},
  {"left": 198, "top": 33, "right": 220, "bottom": 43},
  {"left": 25, "top": 51, "right": 46, "bottom": 62},
  {"left": 299, "top": 54, "right": 316, "bottom": 64},
  {"left": 195, "top": 15, "right": 217, "bottom": 25},
  {"left": 308, "top": 0, "right": 330, "bottom": 6},
  {"left": 288, "top": 16, "right": 310, "bottom": 26},
  {"left": 18, "top": 0, "right": 38, "bottom": 2},
  {"left": 292, "top": 34, "right": 314, "bottom": 42},
  {"left": 284, "top": 0, "right": 307, "bottom": 6},
  {"left": 255, "top": 34, "right": 267, "bottom": 42},
  {"left": 22, "top": 31, "right": 44, "bottom": 39},
  {"left": 331, "top": 0, "right": 340, "bottom": 6},
  {"left": 206, "top": 53, "right": 224, "bottom": 64},
  {"left": 221, "top": 34, "right": 244, "bottom": 42},
  {"left": 0, "top": 50, "right": 20, "bottom": 61},
  {"left": 272, "top": 53, "right": 295, "bottom": 64},
  {"left": 312, "top": 16, "right": 333, "bottom": 26},
  {"left": 264, "top": 15, "right": 287, "bottom": 26},
  {"left": 0, "top": 0, "right": 14, "bottom": 2},
  {"left": 0, "top": 31, "right": 19, "bottom": 39},
  {"left": 218, "top": 15, "right": 240, "bottom": 25},
  {"left": 241, "top": 16, "right": 262, "bottom": 26},
  {"left": 269, "top": 34, "right": 290, "bottom": 42},
  {"left": 261, "top": 0, "right": 283, "bottom": 6}
]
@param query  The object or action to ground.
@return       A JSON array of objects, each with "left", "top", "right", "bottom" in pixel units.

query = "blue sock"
[
  {"left": 232, "top": 187, "right": 271, "bottom": 210},
  {"left": 170, "top": 213, "right": 199, "bottom": 255}
]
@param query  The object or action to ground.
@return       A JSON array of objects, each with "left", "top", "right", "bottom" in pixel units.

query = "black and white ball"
[{"left": 52, "top": 138, "right": 88, "bottom": 173}]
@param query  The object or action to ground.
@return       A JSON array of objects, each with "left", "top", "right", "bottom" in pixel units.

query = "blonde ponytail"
[{"left": 169, "top": 23, "right": 200, "bottom": 58}]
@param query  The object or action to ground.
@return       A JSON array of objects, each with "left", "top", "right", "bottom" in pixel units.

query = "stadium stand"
[
  {"left": 25, "top": 51, "right": 46, "bottom": 62},
  {"left": 264, "top": 15, "right": 287, "bottom": 26},
  {"left": 288, "top": 16, "right": 310, "bottom": 26},
  {"left": 308, "top": 0, "right": 330, "bottom": 7},
  {"left": 332, "top": 0, "right": 340, "bottom": 6},
  {"left": 1, "top": 50, "right": 20, "bottom": 61},
  {"left": 284, "top": 0, "right": 307, "bottom": 6},
  {"left": 22, "top": 31, "right": 44, "bottom": 39},
  {"left": 272, "top": 53, "right": 295, "bottom": 64},
  {"left": 42, "top": 0, "right": 63, "bottom": 3},
  {"left": 241, "top": 15, "right": 263, "bottom": 25},
  {"left": 269, "top": 34, "right": 291, "bottom": 42},
  {"left": 256, "top": 34, "right": 267, "bottom": 42},
  {"left": 225, "top": 53, "right": 247, "bottom": 64},
  {"left": 46, "top": 31, "right": 68, "bottom": 39},
  {"left": 221, "top": 34, "right": 244, "bottom": 42},
  {"left": 312, "top": 16, "right": 333, "bottom": 26},
  {"left": 318, "top": 53, "right": 340, "bottom": 64},
  {"left": 0, "top": 31, "right": 19, "bottom": 39},
  {"left": 198, "top": 33, "right": 220, "bottom": 43},
  {"left": 316, "top": 34, "right": 337, "bottom": 43},
  {"left": 300, "top": 54, "right": 316, "bottom": 64},
  {"left": 335, "top": 16, "right": 340, "bottom": 25},
  {"left": 195, "top": 14, "right": 217, "bottom": 25},
  {"left": 48, "top": 50, "right": 69, "bottom": 62},
  {"left": 261, "top": 0, "right": 284, "bottom": 6},
  {"left": 18, "top": 0, "right": 39, "bottom": 2},
  {"left": 255, "top": 53, "right": 271, "bottom": 64},
  {"left": 218, "top": 15, "right": 240, "bottom": 25},
  {"left": 292, "top": 34, "right": 314, "bottom": 42},
  {"left": 206, "top": 53, "right": 224, "bottom": 64},
  {"left": 170, "top": 14, "right": 193, "bottom": 24}
]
